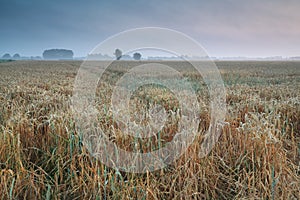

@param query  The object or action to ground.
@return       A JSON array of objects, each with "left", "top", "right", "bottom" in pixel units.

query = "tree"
[
  {"left": 13, "top": 53, "right": 21, "bottom": 59},
  {"left": 133, "top": 52, "right": 142, "bottom": 60},
  {"left": 114, "top": 49, "right": 122, "bottom": 60},
  {"left": 43, "top": 49, "right": 74, "bottom": 60},
  {"left": 2, "top": 53, "right": 11, "bottom": 59}
]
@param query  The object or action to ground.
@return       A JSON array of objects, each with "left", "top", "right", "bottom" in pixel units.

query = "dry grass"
[{"left": 0, "top": 60, "right": 299, "bottom": 199}]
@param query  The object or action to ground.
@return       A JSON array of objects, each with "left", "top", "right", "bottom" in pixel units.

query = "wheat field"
[{"left": 0, "top": 60, "right": 299, "bottom": 199}]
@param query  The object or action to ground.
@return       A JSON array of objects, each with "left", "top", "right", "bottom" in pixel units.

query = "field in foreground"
[{"left": 0, "top": 60, "right": 299, "bottom": 199}]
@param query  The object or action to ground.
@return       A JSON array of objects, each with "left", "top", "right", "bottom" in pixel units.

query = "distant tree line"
[
  {"left": 2, "top": 49, "right": 144, "bottom": 61},
  {"left": 114, "top": 49, "right": 142, "bottom": 60},
  {"left": 2, "top": 53, "right": 21, "bottom": 60},
  {"left": 43, "top": 49, "right": 74, "bottom": 60}
]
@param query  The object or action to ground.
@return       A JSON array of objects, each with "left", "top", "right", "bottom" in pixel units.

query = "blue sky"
[{"left": 1, "top": 0, "right": 300, "bottom": 57}]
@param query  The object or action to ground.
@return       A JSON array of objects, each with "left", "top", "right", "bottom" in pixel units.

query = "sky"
[{"left": 1, "top": 0, "right": 300, "bottom": 58}]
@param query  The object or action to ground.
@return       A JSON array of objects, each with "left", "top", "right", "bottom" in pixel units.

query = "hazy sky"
[{"left": 1, "top": 0, "right": 300, "bottom": 57}]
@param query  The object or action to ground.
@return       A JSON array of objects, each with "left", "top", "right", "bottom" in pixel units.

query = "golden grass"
[{"left": 0, "top": 60, "right": 299, "bottom": 199}]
